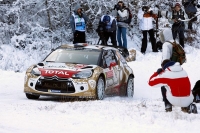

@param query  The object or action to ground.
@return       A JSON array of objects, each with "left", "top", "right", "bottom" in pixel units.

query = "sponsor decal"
[
  {"left": 88, "top": 80, "right": 96, "bottom": 89},
  {"left": 48, "top": 89, "right": 61, "bottom": 93},
  {"left": 39, "top": 68, "right": 79, "bottom": 78},
  {"left": 46, "top": 63, "right": 67, "bottom": 68},
  {"left": 75, "top": 64, "right": 88, "bottom": 69},
  {"left": 106, "top": 70, "right": 113, "bottom": 78},
  {"left": 44, "top": 70, "right": 69, "bottom": 75},
  {"left": 47, "top": 65, "right": 66, "bottom": 68},
  {"left": 51, "top": 90, "right": 61, "bottom": 93}
]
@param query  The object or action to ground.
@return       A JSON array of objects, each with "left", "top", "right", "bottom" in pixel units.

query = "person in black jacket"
[
  {"left": 182, "top": 0, "right": 198, "bottom": 30},
  {"left": 192, "top": 80, "right": 200, "bottom": 103},
  {"left": 170, "top": 3, "right": 187, "bottom": 48}
]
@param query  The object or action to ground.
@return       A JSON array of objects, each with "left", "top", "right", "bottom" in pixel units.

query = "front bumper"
[{"left": 24, "top": 75, "right": 97, "bottom": 97}]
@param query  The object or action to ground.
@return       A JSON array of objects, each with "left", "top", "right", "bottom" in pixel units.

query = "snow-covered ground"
[{"left": 0, "top": 44, "right": 200, "bottom": 133}]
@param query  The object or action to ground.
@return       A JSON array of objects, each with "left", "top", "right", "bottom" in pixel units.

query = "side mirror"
[{"left": 109, "top": 62, "right": 117, "bottom": 70}]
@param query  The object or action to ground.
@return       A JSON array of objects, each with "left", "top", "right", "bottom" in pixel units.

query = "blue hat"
[{"left": 103, "top": 15, "right": 110, "bottom": 23}]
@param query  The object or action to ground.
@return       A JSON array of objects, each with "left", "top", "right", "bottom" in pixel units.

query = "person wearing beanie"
[
  {"left": 159, "top": 28, "right": 174, "bottom": 62},
  {"left": 169, "top": 3, "right": 188, "bottom": 48},
  {"left": 148, "top": 59, "right": 197, "bottom": 113},
  {"left": 137, "top": 5, "right": 158, "bottom": 54},
  {"left": 70, "top": 4, "right": 88, "bottom": 44},
  {"left": 96, "top": 13, "right": 117, "bottom": 46},
  {"left": 158, "top": 28, "right": 187, "bottom": 112}
]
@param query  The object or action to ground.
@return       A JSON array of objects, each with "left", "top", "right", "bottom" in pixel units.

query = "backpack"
[
  {"left": 124, "top": 8, "right": 132, "bottom": 24},
  {"left": 167, "top": 41, "right": 186, "bottom": 65}
]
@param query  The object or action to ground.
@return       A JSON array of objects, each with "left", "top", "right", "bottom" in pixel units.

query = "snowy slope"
[{"left": 0, "top": 44, "right": 200, "bottom": 133}]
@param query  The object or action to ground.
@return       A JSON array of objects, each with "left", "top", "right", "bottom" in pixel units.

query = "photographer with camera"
[
  {"left": 114, "top": 1, "right": 129, "bottom": 49},
  {"left": 70, "top": 4, "right": 88, "bottom": 44},
  {"left": 137, "top": 6, "right": 158, "bottom": 54},
  {"left": 96, "top": 14, "right": 117, "bottom": 46},
  {"left": 170, "top": 3, "right": 188, "bottom": 48}
]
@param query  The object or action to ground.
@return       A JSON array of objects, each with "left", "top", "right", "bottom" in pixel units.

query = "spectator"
[
  {"left": 182, "top": 0, "right": 198, "bottom": 30},
  {"left": 96, "top": 14, "right": 117, "bottom": 46},
  {"left": 192, "top": 80, "right": 200, "bottom": 103},
  {"left": 148, "top": 59, "right": 197, "bottom": 114},
  {"left": 114, "top": 1, "right": 128, "bottom": 48},
  {"left": 70, "top": 4, "right": 88, "bottom": 44},
  {"left": 169, "top": 3, "right": 188, "bottom": 48},
  {"left": 137, "top": 6, "right": 158, "bottom": 54},
  {"left": 159, "top": 28, "right": 174, "bottom": 62}
]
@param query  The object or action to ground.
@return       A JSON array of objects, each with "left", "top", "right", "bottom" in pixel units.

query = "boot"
[
  {"left": 179, "top": 38, "right": 184, "bottom": 48},
  {"left": 188, "top": 104, "right": 198, "bottom": 114},
  {"left": 165, "top": 103, "right": 172, "bottom": 112},
  {"left": 181, "top": 107, "right": 189, "bottom": 113},
  {"left": 181, "top": 104, "right": 198, "bottom": 114}
]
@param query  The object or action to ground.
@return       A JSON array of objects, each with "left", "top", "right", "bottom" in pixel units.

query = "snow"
[
  {"left": 1, "top": 42, "right": 200, "bottom": 133},
  {"left": 1, "top": 0, "right": 200, "bottom": 132}
]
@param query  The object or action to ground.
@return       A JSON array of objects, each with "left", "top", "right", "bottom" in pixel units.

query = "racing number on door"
[{"left": 104, "top": 50, "right": 119, "bottom": 87}]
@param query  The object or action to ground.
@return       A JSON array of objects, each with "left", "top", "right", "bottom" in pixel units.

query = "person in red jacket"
[{"left": 148, "top": 59, "right": 197, "bottom": 113}]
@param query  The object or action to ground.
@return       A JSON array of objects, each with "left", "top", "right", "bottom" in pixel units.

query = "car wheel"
[
  {"left": 96, "top": 76, "right": 105, "bottom": 100},
  {"left": 25, "top": 93, "right": 40, "bottom": 99},
  {"left": 126, "top": 76, "right": 134, "bottom": 97}
]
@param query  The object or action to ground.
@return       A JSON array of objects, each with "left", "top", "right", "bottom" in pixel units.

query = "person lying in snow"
[{"left": 148, "top": 59, "right": 197, "bottom": 114}]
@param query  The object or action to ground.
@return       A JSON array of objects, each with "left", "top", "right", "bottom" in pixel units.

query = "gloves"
[
  {"left": 156, "top": 68, "right": 163, "bottom": 74},
  {"left": 174, "top": 17, "right": 179, "bottom": 23}
]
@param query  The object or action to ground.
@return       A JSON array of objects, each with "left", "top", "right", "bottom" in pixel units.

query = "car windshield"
[{"left": 44, "top": 48, "right": 101, "bottom": 65}]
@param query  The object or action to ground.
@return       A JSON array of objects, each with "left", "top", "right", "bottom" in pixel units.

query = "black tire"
[
  {"left": 126, "top": 76, "right": 134, "bottom": 97},
  {"left": 96, "top": 76, "right": 105, "bottom": 100},
  {"left": 26, "top": 93, "right": 40, "bottom": 99}
]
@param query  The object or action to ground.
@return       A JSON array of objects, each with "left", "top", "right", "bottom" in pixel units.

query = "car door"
[{"left": 102, "top": 49, "right": 121, "bottom": 95}]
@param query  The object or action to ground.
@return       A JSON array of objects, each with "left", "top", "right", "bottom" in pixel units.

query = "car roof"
[
  {"left": 58, "top": 43, "right": 118, "bottom": 51},
  {"left": 56, "top": 44, "right": 129, "bottom": 58}
]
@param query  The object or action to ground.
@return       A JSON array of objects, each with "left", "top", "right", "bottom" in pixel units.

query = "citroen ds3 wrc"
[{"left": 24, "top": 44, "right": 135, "bottom": 100}]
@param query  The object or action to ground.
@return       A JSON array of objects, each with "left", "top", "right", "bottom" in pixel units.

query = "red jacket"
[{"left": 149, "top": 62, "right": 191, "bottom": 97}]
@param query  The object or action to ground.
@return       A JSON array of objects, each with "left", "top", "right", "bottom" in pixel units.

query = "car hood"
[{"left": 38, "top": 62, "right": 97, "bottom": 78}]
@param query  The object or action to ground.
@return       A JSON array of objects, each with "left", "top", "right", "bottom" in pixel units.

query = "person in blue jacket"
[
  {"left": 70, "top": 4, "right": 88, "bottom": 44},
  {"left": 96, "top": 14, "right": 117, "bottom": 46}
]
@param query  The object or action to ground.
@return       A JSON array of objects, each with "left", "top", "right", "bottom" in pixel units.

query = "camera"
[
  {"left": 142, "top": 6, "right": 150, "bottom": 13},
  {"left": 96, "top": 22, "right": 107, "bottom": 45},
  {"left": 114, "top": 4, "right": 120, "bottom": 10},
  {"left": 96, "top": 22, "right": 106, "bottom": 33}
]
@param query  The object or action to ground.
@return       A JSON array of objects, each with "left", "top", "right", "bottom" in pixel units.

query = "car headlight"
[
  {"left": 31, "top": 68, "right": 41, "bottom": 76},
  {"left": 72, "top": 70, "right": 92, "bottom": 79}
]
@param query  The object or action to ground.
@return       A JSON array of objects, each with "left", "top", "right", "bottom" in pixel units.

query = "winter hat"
[
  {"left": 103, "top": 15, "right": 111, "bottom": 23},
  {"left": 74, "top": 4, "right": 82, "bottom": 12},
  {"left": 175, "top": 3, "right": 181, "bottom": 7},
  {"left": 118, "top": 1, "right": 123, "bottom": 4},
  {"left": 159, "top": 28, "right": 173, "bottom": 43}
]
